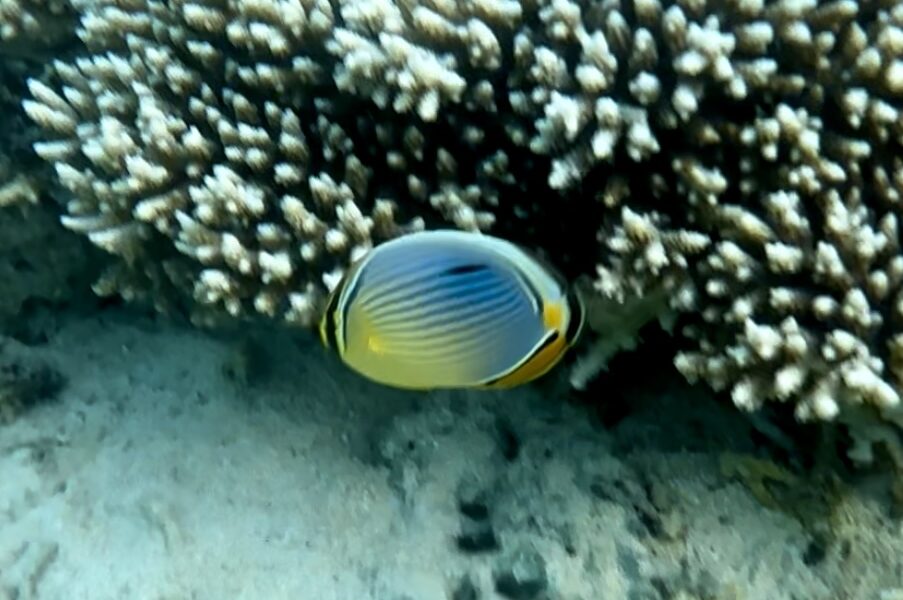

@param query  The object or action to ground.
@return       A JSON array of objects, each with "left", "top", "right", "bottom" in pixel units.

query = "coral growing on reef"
[
  {"left": 0, "top": 0, "right": 75, "bottom": 54},
  {"left": 495, "top": 0, "right": 903, "bottom": 440},
  {"left": 20, "top": 0, "right": 903, "bottom": 454},
  {"left": 0, "top": 58, "right": 43, "bottom": 209},
  {"left": 24, "top": 0, "right": 523, "bottom": 325},
  {"left": 0, "top": 14, "right": 87, "bottom": 327},
  {"left": 586, "top": 1, "right": 903, "bottom": 465}
]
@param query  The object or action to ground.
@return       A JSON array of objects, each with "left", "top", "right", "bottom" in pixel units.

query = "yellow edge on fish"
[{"left": 320, "top": 230, "right": 585, "bottom": 390}]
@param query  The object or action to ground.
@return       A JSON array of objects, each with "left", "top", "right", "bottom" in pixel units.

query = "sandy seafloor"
[{"left": 2, "top": 308, "right": 903, "bottom": 600}]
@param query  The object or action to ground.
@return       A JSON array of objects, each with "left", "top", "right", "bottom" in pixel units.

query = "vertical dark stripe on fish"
[{"left": 565, "top": 288, "right": 585, "bottom": 345}]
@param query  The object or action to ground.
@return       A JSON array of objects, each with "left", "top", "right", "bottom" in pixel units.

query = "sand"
[{"left": 1, "top": 308, "right": 902, "bottom": 599}]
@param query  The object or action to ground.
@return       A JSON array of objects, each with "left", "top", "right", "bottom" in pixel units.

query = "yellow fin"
[{"left": 483, "top": 331, "right": 568, "bottom": 389}]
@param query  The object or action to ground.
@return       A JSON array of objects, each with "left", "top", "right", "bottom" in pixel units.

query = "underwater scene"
[{"left": 2, "top": 0, "right": 903, "bottom": 597}]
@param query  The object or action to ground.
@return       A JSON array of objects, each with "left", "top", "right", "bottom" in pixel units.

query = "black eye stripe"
[
  {"left": 326, "top": 310, "right": 339, "bottom": 349},
  {"left": 564, "top": 289, "right": 585, "bottom": 344},
  {"left": 322, "top": 288, "right": 341, "bottom": 350}
]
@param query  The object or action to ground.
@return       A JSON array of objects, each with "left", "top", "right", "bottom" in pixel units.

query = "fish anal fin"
[{"left": 481, "top": 331, "right": 567, "bottom": 389}]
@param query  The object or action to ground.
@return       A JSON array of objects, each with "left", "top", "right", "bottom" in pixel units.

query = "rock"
[
  {"left": 456, "top": 519, "right": 498, "bottom": 553},
  {"left": 455, "top": 472, "right": 498, "bottom": 553},
  {"left": 494, "top": 547, "right": 548, "bottom": 599},
  {"left": 452, "top": 574, "right": 480, "bottom": 600},
  {"left": 0, "top": 337, "right": 63, "bottom": 424},
  {"left": 456, "top": 473, "right": 492, "bottom": 520}
]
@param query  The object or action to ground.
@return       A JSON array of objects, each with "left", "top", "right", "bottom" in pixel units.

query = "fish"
[{"left": 319, "top": 230, "right": 586, "bottom": 390}]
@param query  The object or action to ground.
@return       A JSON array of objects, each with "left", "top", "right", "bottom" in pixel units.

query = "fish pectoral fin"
[{"left": 367, "top": 335, "right": 385, "bottom": 354}]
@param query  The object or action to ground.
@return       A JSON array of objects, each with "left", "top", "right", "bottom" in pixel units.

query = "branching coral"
[
  {"left": 24, "top": 0, "right": 528, "bottom": 326},
  {"left": 486, "top": 0, "right": 903, "bottom": 441},
  {"left": 0, "top": 0, "right": 77, "bottom": 210},
  {"left": 20, "top": 0, "right": 903, "bottom": 457},
  {"left": 0, "top": 0, "right": 76, "bottom": 56},
  {"left": 0, "top": 58, "right": 44, "bottom": 209}
]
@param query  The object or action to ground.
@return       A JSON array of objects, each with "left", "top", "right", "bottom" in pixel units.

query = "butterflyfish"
[{"left": 319, "top": 230, "right": 585, "bottom": 390}]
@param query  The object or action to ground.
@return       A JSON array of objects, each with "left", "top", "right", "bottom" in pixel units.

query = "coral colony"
[{"left": 8, "top": 0, "right": 903, "bottom": 460}]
